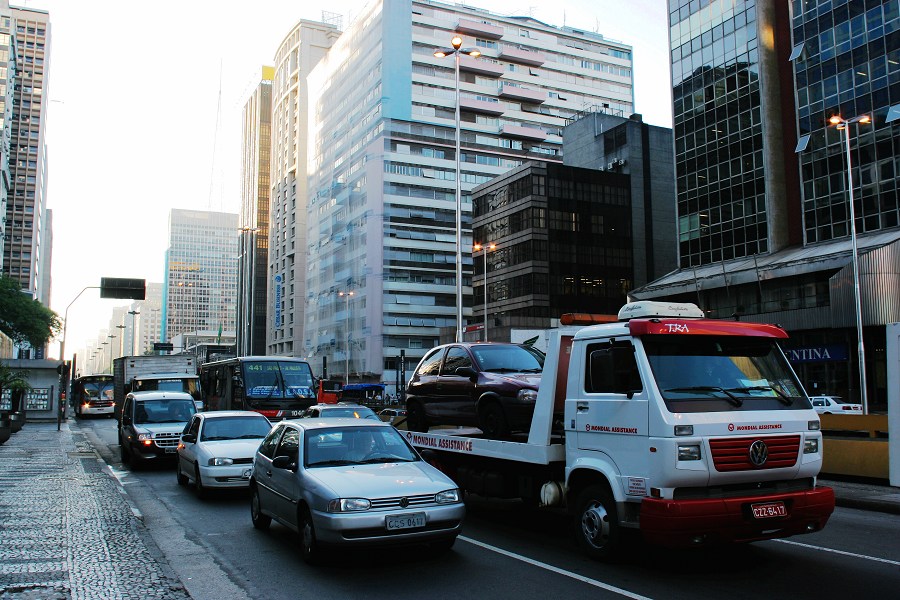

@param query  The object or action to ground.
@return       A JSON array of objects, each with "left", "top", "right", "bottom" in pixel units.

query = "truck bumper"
[{"left": 639, "top": 486, "right": 835, "bottom": 547}]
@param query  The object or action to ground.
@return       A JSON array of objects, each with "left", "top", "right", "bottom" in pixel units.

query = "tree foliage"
[{"left": 0, "top": 275, "right": 61, "bottom": 348}]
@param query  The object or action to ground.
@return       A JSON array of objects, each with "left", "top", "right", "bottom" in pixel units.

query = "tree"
[{"left": 0, "top": 275, "right": 61, "bottom": 348}]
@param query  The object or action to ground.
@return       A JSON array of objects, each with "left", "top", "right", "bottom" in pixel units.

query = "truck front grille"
[
  {"left": 153, "top": 432, "right": 182, "bottom": 448},
  {"left": 709, "top": 435, "right": 800, "bottom": 471}
]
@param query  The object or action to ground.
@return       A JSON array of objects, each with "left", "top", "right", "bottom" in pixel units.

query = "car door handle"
[
  {"left": 265, "top": 469, "right": 272, "bottom": 477},
  {"left": 576, "top": 402, "right": 589, "bottom": 412}
]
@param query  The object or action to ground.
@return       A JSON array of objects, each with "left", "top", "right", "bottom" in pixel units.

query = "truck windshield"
[
  {"left": 243, "top": 361, "right": 315, "bottom": 400},
  {"left": 642, "top": 335, "right": 810, "bottom": 413}
]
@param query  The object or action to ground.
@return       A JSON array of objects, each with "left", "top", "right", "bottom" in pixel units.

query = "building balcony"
[
  {"left": 498, "top": 46, "right": 545, "bottom": 66},
  {"left": 498, "top": 84, "right": 546, "bottom": 103},
  {"left": 500, "top": 124, "right": 548, "bottom": 141},
  {"left": 456, "top": 18, "right": 503, "bottom": 39},
  {"left": 459, "top": 55, "right": 505, "bottom": 78},
  {"left": 460, "top": 96, "right": 505, "bottom": 115}
]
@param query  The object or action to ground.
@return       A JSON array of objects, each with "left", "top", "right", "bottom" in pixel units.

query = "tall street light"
[
  {"left": 435, "top": 36, "right": 481, "bottom": 342},
  {"left": 128, "top": 310, "right": 140, "bottom": 355},
  {"left": 829, "top": 113, "right": 871, "bottom": 414},
  {"left": 473, "top": 242, "right": 496, "bottom": 341},
  {"left": 106, "top": 335, "right": 116, "bottom": 374},
  {"left": 339, "top": 290, "right": 354, "bottom": 385},
  {"left": 115, "top": 324, "right": 126, "bottom": 360}
]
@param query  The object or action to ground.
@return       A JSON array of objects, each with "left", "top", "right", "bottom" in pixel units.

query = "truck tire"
[
  {"left": 478, "top": 401, "right": 509, "bottom": 439},
  {"left": 574, "top": 484, "right": 621, "bottom": 561},
  {"left": 406, "top": 401, "right": 428, "bottom": 432}
]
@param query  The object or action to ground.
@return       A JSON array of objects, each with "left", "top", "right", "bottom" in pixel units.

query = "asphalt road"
[{"left": 79, "top": 417, "right": 900, "bottom": 600}]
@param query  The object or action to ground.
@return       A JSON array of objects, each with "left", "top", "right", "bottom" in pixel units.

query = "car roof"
[
  {"left": 311, "top": 403, "right": 372, "bottom": 409},
  {"left": 198, "top": 410, "right": 269, "bottom": 419},
  {"left": 281, "top": 418, "right": 389, "bottom": 432},
  {"left": 126, "top": 391, "right": 195, "bottom": 401}
]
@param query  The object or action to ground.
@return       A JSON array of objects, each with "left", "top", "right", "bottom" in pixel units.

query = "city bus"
[
  {"left": 71, "top": 374, "right": 115, "bottom": 418},
  {"left": 198, "top": 356, "right": 318, "bottom": 420}
]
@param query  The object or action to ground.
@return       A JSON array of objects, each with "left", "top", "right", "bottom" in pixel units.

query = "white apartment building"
[
  {"left": 267, "top": 19, "right": 341, "bottom": 357},
  {"left": 275, "top": 0, "right": 634, "bottom": 388}
]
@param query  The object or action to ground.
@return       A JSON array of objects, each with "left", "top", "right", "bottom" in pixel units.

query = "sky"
[{"left": 28, "top": 0, "right": 673, "bottom": 360}]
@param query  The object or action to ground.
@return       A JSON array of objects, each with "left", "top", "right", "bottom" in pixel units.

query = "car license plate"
[
  {"left": 165, "top": 447, "right": 177, "bottom": 454},
  {"left": 751, "top": 501, "right": 787, "bottom": 519},
  {"left": 386, "top": 512, "right": 426, "bottom": 531}
]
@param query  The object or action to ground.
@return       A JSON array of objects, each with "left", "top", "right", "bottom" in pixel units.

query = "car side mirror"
[
  {"left": 181, "top": 433, "right": 197, "bottom": 444},
  {"left": 455, "top": 366, "right": 478, "bottom": 380},
  {"left": 272, "top": 455, "right": 297, "bottom": 471}
]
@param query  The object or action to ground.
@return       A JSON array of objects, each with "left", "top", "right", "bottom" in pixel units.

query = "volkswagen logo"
[
  {"left": 748, "top": 440, "right": 769, "bottom": 467},
  {"left": 399, "top": 497, "right": 410, "bottom": 508}
]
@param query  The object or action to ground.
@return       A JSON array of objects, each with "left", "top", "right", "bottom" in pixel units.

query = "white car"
[
  {"left": 809, "top": 396, "right": 862, "bottom": 415},
  {"left": 177, "top": 410, "right": 274, "bottom": 498}
]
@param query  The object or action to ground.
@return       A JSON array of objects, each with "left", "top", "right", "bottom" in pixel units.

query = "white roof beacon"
[{"left": 617, "top": 301, "right": 705, "bottom": 320}]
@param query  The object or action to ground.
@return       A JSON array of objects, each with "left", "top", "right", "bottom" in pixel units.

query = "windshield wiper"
[
  {"left": 726, "top": 386, "right": 794, "bottom": 406},
  {"left": 307, "top": 459, "right": 356, "bottom": 467},
  {"left": 665, "top": 386, "right": 743, "bottom": 407}
]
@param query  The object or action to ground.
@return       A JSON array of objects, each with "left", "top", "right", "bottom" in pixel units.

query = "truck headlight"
[
  {"left": 208, "top": 457, "right": 234, "bottom": 466},
  {"left": 435, "top": 489, "right": 461, "bottom": 504},
  {"left": 137, "top": 433, "right": 151, "bottom": 441},
  {"left": 677, "top": 444, "right": 701, "bottom": 461},
  {"left": 517, "top": 389, "right": 538, "bottom": 402},
  {"left": 327, "top": 498, "right": 371, "bottom": 512},
  {"left": 803, "top": 438, "right": 819, "bottom": 454}
]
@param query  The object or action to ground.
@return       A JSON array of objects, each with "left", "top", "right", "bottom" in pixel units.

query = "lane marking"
[
  {"left": 773, "top": 539, "right": 900, "bottom": 566},
  {"left": 459, "top": 536, "right": 653, "bottom": 600}
]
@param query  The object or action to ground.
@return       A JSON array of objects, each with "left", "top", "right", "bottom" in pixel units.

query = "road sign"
[
  {"left": 153, "top": 342, "right": 174, "bottom": 352},
  {"left": 100, "top": 278, "right": 146, "bottom": 300}
]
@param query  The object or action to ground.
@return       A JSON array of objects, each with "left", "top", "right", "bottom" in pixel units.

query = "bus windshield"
[
  {"left": 242, "top": 360, "right": 315, "bottom": 400},
  {"left": 642, "top": 335, "right": 811, "bottom": 413}
]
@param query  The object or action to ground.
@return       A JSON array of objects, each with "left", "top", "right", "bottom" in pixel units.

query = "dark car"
[{"left": 405, "top": 343, "right": 544, "bottom": 438}]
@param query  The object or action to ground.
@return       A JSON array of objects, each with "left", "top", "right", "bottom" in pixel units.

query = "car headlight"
[
  {"left": 208, "top": 457, "right": 234, "bottom": 466},
  {"left": 803, "top": 438, "right": 819, "bottom": 454},
  {"left": 517, "top": 389, "right": 538, "bottom": 402},
  {"left": 137, "top": 433, "right": 151, "bottom": 441},
  {"left": 677, "top": 444, "right": 701, "bottom": 461},
  {"left": 327, "top": 498, "right": 371, "bottom": 512},
  {"left": 435, "top": 489, "right": 461, "bottom": 504}
]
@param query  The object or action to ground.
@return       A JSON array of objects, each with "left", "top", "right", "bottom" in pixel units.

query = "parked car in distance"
[
  {"left": 118, "top": 391, "right": 197, "bottom": 469},
  {"left": 177, "top": 410, "right": 274, "bottom": 498},
  {"left": 250, "top": 419, "right": 464, "bottom": 563},
  {"left": 302, "top": 402, "right": 380, "bottom": 421},
  {"left": 378, "top": 408, "right": 407, "bottom": 429},
  {"left": 405, "top": 342, "right": 545, "bottom": 438},
  {"left": 809, "top": 396, "right": 862, "bottom": 415}
]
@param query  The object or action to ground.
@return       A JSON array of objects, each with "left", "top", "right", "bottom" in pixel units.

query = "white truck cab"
[{"left": 408, "top": 301, "right": 835, "bottom": 560}]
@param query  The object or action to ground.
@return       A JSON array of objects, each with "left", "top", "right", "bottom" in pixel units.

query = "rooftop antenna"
[{"left": 322, "top": 10, "right": 343, "bottom": 30}]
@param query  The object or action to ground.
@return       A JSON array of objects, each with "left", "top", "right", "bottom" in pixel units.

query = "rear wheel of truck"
[
  {"left": 574, "top": 484, "right": 621, "bottom": 561},
  {"left": 406, "top": 401, "right": 428, "bottom": 432}
]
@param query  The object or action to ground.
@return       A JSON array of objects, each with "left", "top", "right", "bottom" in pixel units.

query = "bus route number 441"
[{"left": 751, "top": 501, "right": 787, "bottom": 519}]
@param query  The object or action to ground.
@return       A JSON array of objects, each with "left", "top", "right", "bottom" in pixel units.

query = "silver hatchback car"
[{"left": 249, "top": 418, "right": 464, "bottom": 563}]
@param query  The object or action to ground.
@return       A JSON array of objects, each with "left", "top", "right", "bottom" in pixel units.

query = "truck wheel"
[
  {"left": 574, "top": 484, "right": 621, "bottom": 561},
  {"left": 406, "top": 401, "right": 428, "bottom": 432},
  {"left": 479, "top": 402, "right": 509, "bottom": 439}
]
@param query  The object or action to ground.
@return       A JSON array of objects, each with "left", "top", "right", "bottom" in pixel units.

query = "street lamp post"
[
  {"left": 106, "top": 335, "right": 116, "bottom": 374},
  {"left": 435, "top": 36, "right": 481, "bottom": 342},
  {"left": 339, "top": 291, "right": 354, "bottom": 385},
  {"left": 473, "top": 242, "right": 496, "bottom": 341},
  {"left": 115, "top": 325, "right": 126, "bottom": 360},
  {"left": 829, "top": 113, "right": 871, "bottom": 414},
  {"left": 128, "top": 310, "right": 140, "bottom": 355}
]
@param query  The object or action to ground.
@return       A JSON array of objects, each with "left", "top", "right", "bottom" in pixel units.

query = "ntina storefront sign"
[{"left": 785, "top": 344, "right": 848, "bottom": 363}]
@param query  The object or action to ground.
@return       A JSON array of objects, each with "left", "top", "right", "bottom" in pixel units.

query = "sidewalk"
[{"left": 0, "top": 420, "right": 190, "bottom": 600}]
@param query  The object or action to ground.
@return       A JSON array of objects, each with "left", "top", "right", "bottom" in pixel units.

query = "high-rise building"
[
  {"left": 268, "top": 18, "right": 341, "bottom": 357},
  {"left": 238, "top": 66, "right": 275, "bottom": 357},
  {"left": 2, "top": 1, "right": 50, "bottom": 305},
  {"left": 299, "top": 0, "right": 634, "bottom": 386},
  {"left": 633, "top": 0, "right": 900, "bottom": 410},
  {"left": 0, "top": 3, "right": 14, "bottom": 268},
  {"left": 162, "top": 209, "right": 239, "bottom": 344}
]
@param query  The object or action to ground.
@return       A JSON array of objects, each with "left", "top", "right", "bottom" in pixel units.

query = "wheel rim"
[
  {"left": 302, "top": 519, "right": 314, "bottom": 554},
  {"left": 581, "top": 500, "right": 610, "bottom": 549},
  {"left": 251, "top": 491, "right": 261, "bottom": 520}
]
